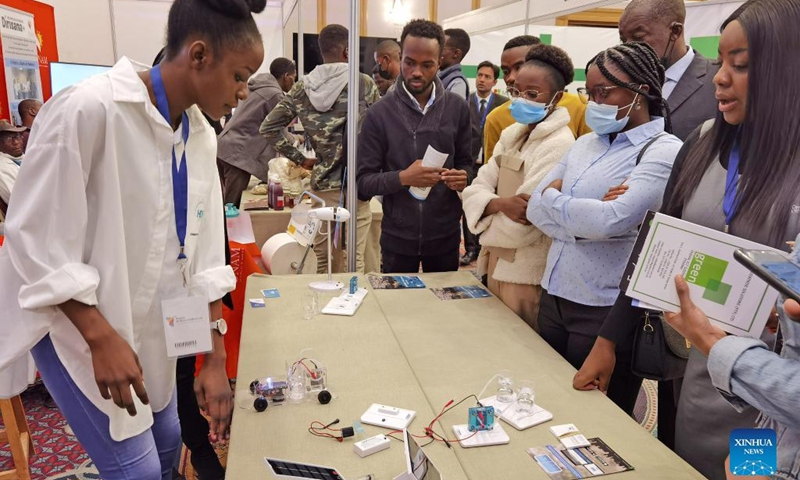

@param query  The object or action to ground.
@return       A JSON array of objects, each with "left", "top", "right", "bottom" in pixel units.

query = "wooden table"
[{"left": 226, "top": 272, "right": 706, "bottom": 480}]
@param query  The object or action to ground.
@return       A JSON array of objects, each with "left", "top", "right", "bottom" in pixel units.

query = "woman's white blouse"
[{"left": 0, "top": 58, "right": 235, "bottom": 441}]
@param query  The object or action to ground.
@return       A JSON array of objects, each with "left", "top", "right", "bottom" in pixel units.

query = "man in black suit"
[
  {"left": 616, "top": 0, "right": 719, "bottom": 451},
  {"left": 619, "top": 0, "right": 718, "bottom": 141},
  {"left": 460, "top": 61, "right": 508, "bottom": 266}
]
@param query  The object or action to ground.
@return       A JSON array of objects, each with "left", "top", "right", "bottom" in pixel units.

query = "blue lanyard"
[
  {"left": 475, "top": 93, "right": 492, "bottom": 129},
  {"left": 723, "top": 141, "right": 740, "bottom": 233},
  {"left": 151, "top": 65, "right": 190, "bottom": 261}
]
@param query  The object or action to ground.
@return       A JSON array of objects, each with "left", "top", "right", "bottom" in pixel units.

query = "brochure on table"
[
  {"left": 527, "top": 437, "right": 634, "bottom": 479},
  {"left": 430, "top": 285, "right": 492, "bottom": 300},
  {"left": 368, "top": 275, "right": 426, "bottom": 289},
  {"left": 622, "top": 212, "right": 778, "bottom": 338}
]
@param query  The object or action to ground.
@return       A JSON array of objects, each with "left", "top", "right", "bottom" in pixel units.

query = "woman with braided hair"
[
  {"left": 577, "top": 1, "right": 800, "bottom": 478},
  {"left": 526, "top": 41, "right": 682, "bottom": 413}
]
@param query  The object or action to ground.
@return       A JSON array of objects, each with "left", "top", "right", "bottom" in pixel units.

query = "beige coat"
[{"left": 462, "top": 107, "right": 574, "bottom": 285}]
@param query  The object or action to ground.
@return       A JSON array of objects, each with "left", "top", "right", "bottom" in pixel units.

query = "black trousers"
[
  {"left": 461, "top": 212, "right": 480, "bottom": 254},
  {"left": 381, "top": 249, "right": 460, "bottom": 273},
  {"left": 537, "top": 290, "right": 642, "bottom": 415},
  {"left": 176, "top": 356, "right": 225, "bottom": 480},
  {"left": 657, "top": 378, "right": 681, "bottom": 450}
]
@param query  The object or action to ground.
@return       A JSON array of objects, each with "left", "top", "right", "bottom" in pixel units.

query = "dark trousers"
[
  {"left": 176, "top": 356, "right": 225, "bottom": 480},
  {"left": 657, "top": 378, "right": 681, "bottom": 450},
  {"left": 537, "top": 290, "right": 642, "bottom": 415},
  {"left": 462, "top": 212, "right": 480, "bottom": 253},
  {"left": 218, "top": 159, "right": 252, "bottom": 207},
  {"left": 381, "top": 249, "right": 460, "bottom": 273}
]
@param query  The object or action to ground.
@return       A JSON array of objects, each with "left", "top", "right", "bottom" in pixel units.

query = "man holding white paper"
[{"left": 357, "top": 19, "right": 473, "bottom": 273}]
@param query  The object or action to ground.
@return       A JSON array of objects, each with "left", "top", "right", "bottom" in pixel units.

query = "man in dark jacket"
[
  {"left": 357, "top": 19, "right": 473, "bottom": 274},
  {"left": 217, "top": 57, "right": 296, "bottom": 206}
]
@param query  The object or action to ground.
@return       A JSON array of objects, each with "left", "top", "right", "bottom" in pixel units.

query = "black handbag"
[{"left": 631, "top": 310, "right": 692, "bottom": 381}]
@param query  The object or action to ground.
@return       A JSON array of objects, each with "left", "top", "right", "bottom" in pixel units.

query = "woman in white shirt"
[
  {"left": 462, "top": 44, "right": 576, "bottom": 329},
  {"left": 0, "top": 0, "right": 265, "bottom": 478}
]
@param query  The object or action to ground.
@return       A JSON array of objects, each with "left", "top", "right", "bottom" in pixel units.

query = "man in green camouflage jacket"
[{"left": 260, "top": 24, "right": 380, "bottom": 274}]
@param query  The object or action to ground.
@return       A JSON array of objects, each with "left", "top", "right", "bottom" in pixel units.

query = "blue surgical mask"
[
  {"left": 509, "top": 97, "right": 553, "bottom": 125},
  {"left": 584, "top": 94, "right": 639, "bottom": 135}
]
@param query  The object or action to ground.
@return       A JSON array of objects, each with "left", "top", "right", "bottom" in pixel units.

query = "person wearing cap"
[{"left": 0, "top": 121, "right": 26, "bottom": 211}]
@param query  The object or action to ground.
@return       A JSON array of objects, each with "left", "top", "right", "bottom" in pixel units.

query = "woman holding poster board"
[
  {"left": 575, "top": 1, "right": 800, "bottom": 478},
  {"left": 0, "top": 0, "right": 265, "bottom": 478}
]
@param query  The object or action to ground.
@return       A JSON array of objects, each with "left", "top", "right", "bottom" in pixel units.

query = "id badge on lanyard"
[{"left": 151, "top": 64, "right": 213, "bottom": 358}]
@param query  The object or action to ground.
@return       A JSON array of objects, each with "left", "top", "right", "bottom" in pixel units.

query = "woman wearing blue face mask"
[
  {"left": 526, "top": 41, "right": 683, "bottom": 413},
  {"left": 462, "top": 44, "right": 576, "bottom": 330}
]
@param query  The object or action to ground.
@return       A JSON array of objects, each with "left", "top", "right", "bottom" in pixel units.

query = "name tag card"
[{"left": 162, "top": 296, "right": 213, "bottom": 358}]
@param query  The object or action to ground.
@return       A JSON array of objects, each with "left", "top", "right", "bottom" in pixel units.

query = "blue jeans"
[{"left": 31, "top": 335, "right": 181, "bottom": 480}]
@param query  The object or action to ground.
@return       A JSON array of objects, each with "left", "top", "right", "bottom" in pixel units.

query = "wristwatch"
[{"left": 210, "top": 319, "right": 228, "bottom": 336}]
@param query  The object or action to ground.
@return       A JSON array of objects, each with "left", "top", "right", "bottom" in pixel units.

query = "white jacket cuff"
[
  {"left": 190, "top": 265, "right": 236, "bottom": 303},
  {"left": 18, "top": 262, "right": 100, "bottom": 309}
]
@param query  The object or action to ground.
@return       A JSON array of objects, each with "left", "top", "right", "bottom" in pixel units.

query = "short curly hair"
[
  {"left": 522, "top": 43, "right": 575, "bottom": 91},
  {"left": 401, "top": 19, "right": 446, "bottom": 54},
  {"left": 503, "top": 35, "right": 541, "bottom": 52}
]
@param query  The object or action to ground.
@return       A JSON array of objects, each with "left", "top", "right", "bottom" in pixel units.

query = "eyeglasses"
[
  {"left": 0, "top": 133, "right": 22, "bottom": 142},
  {"left": 506, "top": 87, "right": 551, "bottom": 102},
  {"left": 577, "top": 86, "right": 621, "bottom": 104}
]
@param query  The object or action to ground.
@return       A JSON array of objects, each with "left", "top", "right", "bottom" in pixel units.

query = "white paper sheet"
[{"left": 409, "top": 145, "right": 448, "bottom": 201}]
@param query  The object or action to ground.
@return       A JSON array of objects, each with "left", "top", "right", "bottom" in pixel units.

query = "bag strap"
[{"left": 636, "top": 133, "right": 668, "bottom": 166}]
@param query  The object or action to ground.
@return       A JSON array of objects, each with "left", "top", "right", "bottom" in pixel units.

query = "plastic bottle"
[
  {"left": 268, "top": 180, "right": 275, "bottom": 209},
  {"left": 274, "top": 182, "right": 285, "bottom": 211},
  {"left": 225, "top": 203, "right": 253, "bottom": 243}
]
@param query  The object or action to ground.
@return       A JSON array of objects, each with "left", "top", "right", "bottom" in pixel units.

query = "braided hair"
[{"left": 585, "top": 41, "right": 672, "bottom": 133}]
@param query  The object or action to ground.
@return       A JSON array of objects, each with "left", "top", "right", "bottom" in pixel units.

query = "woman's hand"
[
  {"left": 195, "top": 351, "right": 232, "bottom": 443},
  {"left": 663, "top": 275, "right": 727, "bottom": 356},
  {"left": 503, "top": 194, "right": 531, "bottom": 224},
  {"left": 602, "top": 183, "right": 629, "bottom": 201},
  {"left": 484, "top": 194, "right": 531, "bottom": 224},
  {"left": 573, "top": 337, "right": 617, "bottom": 393},
  {"left": 59, "top": 300, "right": 149, "bottom": 416},
  {"left": 545, "top": 178, "right": 563, "bottom": 192},
  {"left": 88, "top": 326, "right": 149, "bottom": 416}
]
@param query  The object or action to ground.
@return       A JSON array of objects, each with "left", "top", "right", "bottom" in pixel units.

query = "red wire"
[
  {"left": 389, "top": 396, "right": 483, "bottom": 445},
  {"left": 293, "top": 358, "right": 318, "bottom": 379},
  {"left": 309, "top": 420, "right": 344, "bottom": 442}
]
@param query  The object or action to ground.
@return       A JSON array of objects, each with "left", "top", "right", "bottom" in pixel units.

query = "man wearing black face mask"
[
  {"left": 619, "top": 0, "right": 718, "bottom": 140},
  {"left": 374, "top": 40, "right": 401, "bottom": 94}
]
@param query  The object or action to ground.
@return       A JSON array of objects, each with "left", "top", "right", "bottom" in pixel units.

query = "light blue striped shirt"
[{"left": 527, "top": 117, "right": 682, "bottom": 306}]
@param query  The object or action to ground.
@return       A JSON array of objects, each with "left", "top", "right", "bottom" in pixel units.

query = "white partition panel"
[
  {"left": 444, "top": 1, "right": 526, "bottom": 34},
  {"left": 40, "top": 0, "right": 116, "bottom": 66},
  {"left": 112, "top": 0, "right": 170, "bottom": 65},
  {"left": 685, "top": 1, "right": 745, "bottom": 39}
]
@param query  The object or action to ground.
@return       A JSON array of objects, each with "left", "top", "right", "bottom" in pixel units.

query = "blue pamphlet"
[{"left": 368, "top": 275, "right": 426, "bottom": 289}]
